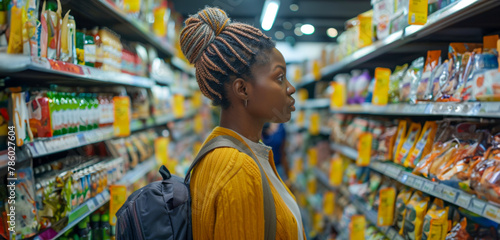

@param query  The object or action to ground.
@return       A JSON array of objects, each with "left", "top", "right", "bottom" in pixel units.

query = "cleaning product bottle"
[{"left": 101, "top": 212, "right": 111, "bottom": 240}]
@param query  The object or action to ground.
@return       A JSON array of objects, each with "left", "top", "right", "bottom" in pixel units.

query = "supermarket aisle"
[{"left": 2, "top": 0, "right": 500, "bottom": 239}]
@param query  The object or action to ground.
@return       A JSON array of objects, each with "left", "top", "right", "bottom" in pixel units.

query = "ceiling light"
[
  {"left": 275, "top": 31, "right": 285, "bottom": 40},
  {"left": 289, "top": 4, "right": 299, "bottom": 11},
  {"left": 300, "top": 24, "right": 315, "bottom": 35},
  {"left": 327, "top": 28, "right": 338, "bottom": 38},
  {"left": 283, "top": 21, "right": 293, "bottom": 30},
  {"left": 294, "top": 27, "right": 303, "bottom": 36},
  {"left": 261, "top": 0, "right": 280, "bottom": 31}
]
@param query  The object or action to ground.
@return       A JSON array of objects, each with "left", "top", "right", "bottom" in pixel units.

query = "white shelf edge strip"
[
  {"left": 117, "top": 156, "right": 157, "bottom": 186},
  {"left": 330, "top": 143, "right": 500, "bottom": 224}
]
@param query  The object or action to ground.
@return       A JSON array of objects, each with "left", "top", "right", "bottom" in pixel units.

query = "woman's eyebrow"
[{"left": 274, "top": 65, "right": 286, "bottom": 71}]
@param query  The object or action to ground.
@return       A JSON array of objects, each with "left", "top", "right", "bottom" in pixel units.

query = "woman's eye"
[{"left": 277, "top": 74, "right": 284, "bottom": 82}]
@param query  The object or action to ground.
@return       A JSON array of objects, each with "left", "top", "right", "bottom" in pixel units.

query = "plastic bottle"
[
  {"left": 70, "top": 92, "right": 79, "bottom": 133},
  {"left": 91, "top": 27, "right": 103, "bottom": 68},
  {"left": 77, "top": 217, "right": 91, "bottom": 240},
  {"left": 85, "top": 93, "right": 93, "bottom": 130},
  {"left": 60, "top": 92, "right": 69, "bottom": 135},
  {"left": 84, "top": 33, "right": 96, "bottom": 67},
  {"left": 76, "top": 31, "right": 85, "bottom": 65},
  {"left": 108, "top": 94, "right": 115, "bottom": 126},
  {"left": 90, "top": 212, "right": 101, "bottom": 240},
  {"left": 101, "top": 213, "right": 111, "bottom": 240},
  {"left": 91, "top": 93, "right": 100, "bottom": 129},
  {"left": 78, "top": 93, "right": 87, "bottom": 132},
  {"left": 50, "top": 91, "right": 61, "bottom": 136}
]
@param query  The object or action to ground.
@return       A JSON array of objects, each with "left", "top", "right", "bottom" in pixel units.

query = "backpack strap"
[{"left": 184, "top": 135, "right": 277, "bottom": 240}]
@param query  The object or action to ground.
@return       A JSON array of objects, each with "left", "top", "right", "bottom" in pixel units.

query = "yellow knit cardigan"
[{"left": 190, "top": 127, "right": 305, "bottom": 240}]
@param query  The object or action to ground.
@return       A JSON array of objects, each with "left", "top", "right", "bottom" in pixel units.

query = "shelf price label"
[
  {"left": 48, "top": 59, "right": 84, "bottom": 75},
  {"left": 350, "top": 215, "right": 366, "bottom": 240},
  {"left": 456, "top": 194, "right": 472, "bottom": 209},
  {"left": 110, "top": 185, "right": 128, "bottom": 226},
  {"left": 373, "top": 68, "right": 391, "bottom": 106},
  {"left": 422, "top": 182, "right": 435, "bottom": 193},
  {"left": 113, "top": 96, "right": 131, "bottom": 137},
  {"left": 329, "top": 156, "right": 343, "bottom": 187},
  {"left": 356, "top": 132, "right": 372, "bottom": 166},
  {"left": 470, "top": 199, "right": 486, "bottom": 215},
  {"left": 441, "top": 186, "right": 459, "bottom": 203},
  {"left": 484, "top": 204, "right": 500, "bottom": 222}
]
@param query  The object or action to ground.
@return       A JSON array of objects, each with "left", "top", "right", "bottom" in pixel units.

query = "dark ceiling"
[{"left": 170, "top": 0, "right": 372, "bottom": 43}]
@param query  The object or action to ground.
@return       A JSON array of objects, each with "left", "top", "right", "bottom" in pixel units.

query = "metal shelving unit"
[
  {"left": 330, "top": 143, "right": 500, "bottom": 224},
  {"left": 295, "top": 0, "right": 500, "bottom": 88}
]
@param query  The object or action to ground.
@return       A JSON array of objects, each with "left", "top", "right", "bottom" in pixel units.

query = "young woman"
[{"left": 180, "top": 7, "right": 304, "bottom": 240}]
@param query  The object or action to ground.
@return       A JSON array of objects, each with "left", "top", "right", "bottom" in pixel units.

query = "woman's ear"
[{"left": 232, "top": 78, "right": 248, "bottom": 101}]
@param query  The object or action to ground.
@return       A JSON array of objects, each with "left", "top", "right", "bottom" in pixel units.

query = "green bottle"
[
  {"left": 60, "top": 92, "right": 69, "bottom": 135},
  {"left": 70, "top": 92, "right": 79, "bottom": 133},
  {"left": 51, "top": 91, "right": 61, "bottom": 136},
  {"left": 77, "top": 218, "right": 91, "bottom": 240},
  {"left": 91, "top": 213, "right": 101, "bottom": 240},
  {"left": 78, "top": 93, "right": 88, "bottom": 132},
  {"left": 91, "top": 93, "right": 100, "bottom": 129},
  {"left": 85, "top": 93, "right": 93, "bottom": 130},
  {"left": 101, "top": 213, "right": 111, "bottom": 240}
]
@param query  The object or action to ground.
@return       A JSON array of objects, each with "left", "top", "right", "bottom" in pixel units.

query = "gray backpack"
[{"left": 115, "top": 135, "right": 277, "bottom": 240}]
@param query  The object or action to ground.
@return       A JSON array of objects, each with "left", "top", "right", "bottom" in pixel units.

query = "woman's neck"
[{"left": 219, "top": 107, "right": 264, "bottom": 143}]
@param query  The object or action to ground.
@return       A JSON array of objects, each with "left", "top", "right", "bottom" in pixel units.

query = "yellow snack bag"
[
  {"left": 377, "top": 186, "right": 396, "bottom": 226},
  {"left": 395, "top": 189, "right": 413, "bottom": 235},
  {"left": 422, "top": 199, "right": 449, "bottom": 240},
  {"left": 393, "top": 120, "right": 408, "bottom": 163},
  {"left": 406, "top": 121, "right": 438, "bottom": 168},
  {"left": 396, "top": 122, "right": 421, "bottom": 166},
  {"left": 403, "top": 191, "right": 430, "bottom": 240}
]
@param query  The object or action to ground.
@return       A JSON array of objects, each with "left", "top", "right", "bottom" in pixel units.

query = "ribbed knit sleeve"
[{"left": 214, "top": 164, "right": 264, "bottom": 239}]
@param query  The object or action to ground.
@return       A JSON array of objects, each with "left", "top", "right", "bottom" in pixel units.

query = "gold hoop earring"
[{"left": 245, "top": 99, "right": 248, "bottom": 108}]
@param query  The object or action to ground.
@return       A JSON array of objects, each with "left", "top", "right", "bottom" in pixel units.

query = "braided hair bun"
[{"left": 180, "top": 7, "right": 275, "bottom": 108}]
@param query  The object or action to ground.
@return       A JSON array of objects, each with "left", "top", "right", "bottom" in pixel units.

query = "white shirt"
[{"left": 236, "top": 133, "right": 304, "bottom": 240}]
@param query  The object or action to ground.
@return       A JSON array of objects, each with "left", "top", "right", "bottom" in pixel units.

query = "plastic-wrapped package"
[
  {"left": 402, "top": 191, "right": 430, "bottom": 240},
  {"left": 372, "top": 0, "right": 393, "bottom": 41},
  {"left": 393, "top": 120, "right": 408, "bottom": 162},
  {"left": 422, "top": 199, "right": 449, "bottom": 240},
  {"left": 462, "top": 53, "right": 500, "bottom": 101},
  {"left": 405, "top": 121, "right": 438, "bottom": 168},
  {"left": 349, "top": 70, "right": 371, "bottom": 104},
  {"left": 376, "top": 123, "right": 398, "bottom": 161},
  {"left": 417, "top": 50, "right": 441, "bottom": 101},
  {"left": 445, "top": 218, "right": 470, "bottom": 240},
  {"left": 395, "top": 122, "right": 421, "bottom": 166},
  {"left": 389, "top": 64, "right": 408, "bottom": 103},
  {"left": 395, "top": 188, "right": 413, "bottom": 234},
  {"left": 400, "top": 57, "right": 424, "bottom": 102}
]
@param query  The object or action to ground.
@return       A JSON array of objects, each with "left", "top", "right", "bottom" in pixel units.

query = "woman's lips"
[{"left": 290, "top": 98, "right": 296, "bottom": 111}]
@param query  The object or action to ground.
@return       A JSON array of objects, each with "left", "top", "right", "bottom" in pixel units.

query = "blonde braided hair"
[{"left": 180, "top": 7, "right": 275, "bottom": 108}]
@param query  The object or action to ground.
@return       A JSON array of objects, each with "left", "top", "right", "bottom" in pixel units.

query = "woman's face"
[{"left": 247, "top": 48, "right": 296, "bottom": 123}]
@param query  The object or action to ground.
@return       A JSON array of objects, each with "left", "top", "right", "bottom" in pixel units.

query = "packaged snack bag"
[
  {"left": 422, "top": 199, "right": 449, "bottom": 240},
  {"left": 376, "top": 183, "right": 396, "bottom": 227},
  {"left": 393, "top": 120, "right": 408, "bottom": 163},
  {"left": 376, "top": 123, "right": 398, "bottom": 161},
  {"left": 372, "top": 0, "right": 393, "bottom": 41},
  {"left": 403, "top": 191, "right": 430, "bottom": 240},
  {"left": 439, "top": 43, "right": 483, "bottom": 101},
  {"left": 428, "top": 140, "right": 459, "bottom": 177},
  {"left": 396, "top": 122, "right": 421, "bottom": 166},
  {"left": 417, "top": 50, "right": 441, "bottom": 101},
  {"left": 390, "top": 0, "right": 409, "bottom": 34},
  {"left": 29, "top": 91, "right": 53, "bottom": 138},
  {"left": 400, "top": 57, "right": 424, "bottom": 102},
  {"left": 430, "top": 60, "right": 449, "bottom": 101},
  {"left": 445, "top": 218, "right": 470, "bottom": 240},
  {"left": 463, "top": 51, "right": 499, "bottom": 101},
  {"left": 406, "top": 121, "right": 438, "bottom": 168},
  {"left": 395, "top": 188, "right": 413, "bottom": 234},
  {"left": 389, "top": 64, "right": 408, "bottom": 103}
]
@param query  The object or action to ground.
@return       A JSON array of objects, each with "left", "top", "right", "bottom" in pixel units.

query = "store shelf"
[
  {"left": 62, "top": 0, "right": 176, "bottom": 58},
  {"left": 26, "top": 127, "right": 115, "bottom": 158},
  {"left": 308, "top": 0, "right": 500, "bottom": 81},
  {"left": 36, "top": 156, "right": 156, "bottom": 240},
  {"left": 0, "top": 54, "right": 154, "bottom": 88},
  {"left": 117, "top": 155, "right": 158, "bottom": 186},
  {"left": 171, "top": 56, "right": 195, "bottom": 76},
  {"left": 313, "top": 167, "right": 337, "bottom": 191},
  {"left": 351, "top": 197, "right": 404, "bottom": 240},
  {"left": 35, "top": 189, "right": 111, "bottom": 240},
  {"left": 330, "top": 102, "right": 500, "bottom": 118},
  {"left": 331, "top": 143, "right": 500, "bottom": 224},
  {"left": 296, "top": 98, "right": 330, "bottom": 110}
]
